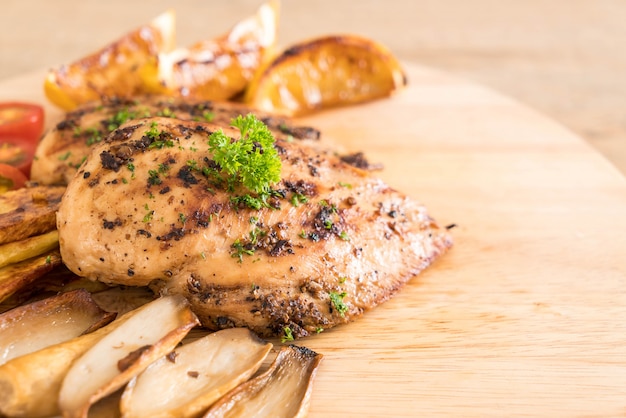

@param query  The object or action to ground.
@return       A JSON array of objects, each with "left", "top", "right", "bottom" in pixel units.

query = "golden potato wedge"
[
  {"left": 0, "top": 229, "right": 58, "bottom": 269},
  {"left": 140, "top": 0, "right": 279, "bottom": 100},
  {"left": 244, "top": 34, "right": 407, "bottom": 116},
  {"left": 120, "top": 328, "right": 272, "bottom": 418},
  {"left": 0, "top": 185, "right": 64, "bottom": 245},
  {"left": 59, "top": 295, "right": 199, "bottom": 418},
  {"left": 203, "top": 345, "right": 323, "bottom": 418},
  {"left": 0, "top": 323, "right": 115, "bottom": 418},
  {"left": 44, "top": 10, "right": 176, "bottom": 110},
  {"left": 0, "top": 288, "right": 115, "bottom": 365},
  {"left": 0, "top": 249, "right": 61, "bottom": 304}
]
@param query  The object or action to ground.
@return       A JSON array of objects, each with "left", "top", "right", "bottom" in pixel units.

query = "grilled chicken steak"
[
  {"left": 31, "top": 96, "right": 320, "bottom": 186},
  {"left": 57, "top": 116, "right": 451, "bottom": 338}
]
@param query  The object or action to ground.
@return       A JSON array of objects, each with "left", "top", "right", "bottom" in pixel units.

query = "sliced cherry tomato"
[
  {"left": 0, "top": 102, "right": 45, "bottom": 177},
  {"left": 0, "top": 163, "right": 28, "bottom": 192}
]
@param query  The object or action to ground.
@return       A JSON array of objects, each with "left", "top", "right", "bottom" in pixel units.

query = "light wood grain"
[{"left": 1, "top": 64, "right": 626, "bottom": 416}]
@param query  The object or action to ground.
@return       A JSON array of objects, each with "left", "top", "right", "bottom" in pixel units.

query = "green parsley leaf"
[
  {"left": 208, "top": 114, "right": 282, "bottom": 195},
  {"left": 281, "top": 326, "right": 295, "bottom": 343},
  {"left": 329, "top": 291, "right": 349, "bottom": 316}
]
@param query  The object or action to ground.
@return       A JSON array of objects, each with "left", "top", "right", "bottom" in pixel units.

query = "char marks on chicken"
[{"left": 56, "top": 116, "right": 451, "bottom": 338}]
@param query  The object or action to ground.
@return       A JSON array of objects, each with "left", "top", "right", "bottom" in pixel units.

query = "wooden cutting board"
[{"left": 2, "top": 64, "right": 626, "bottom": 417}]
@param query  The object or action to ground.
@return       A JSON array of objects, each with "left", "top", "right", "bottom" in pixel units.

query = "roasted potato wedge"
[
  {"left": 59, "top": 295, "right": 199, "bottom": 418},
  {"left": 0, "top": 185, "right": 64, "bottom": 245},
  {"left": 244, "top": 34, "right": 407, "bottom": 116},
  {"left": 0, "top": 323, "right": 115, "bottom": 418},
  {"left": 0, "top": 249, "right": 61, "bottom": 303},
  {"left": 0, "top": 288, "right": 115, "bottom": 365},
  {"left": 44, "top": 10, "right": 176, "bottom": 110},
  {"left": 120, "top": 328, "right": 273, "bottom": 418},
  {"left": 140, "top": 0, "right": 279, "bottom": 101},
  {"left": 203, "top": 345, "right": 323, "bottom": 418},
  {"left": 0, "top": 229, "right": 58, "bottom": 269}
]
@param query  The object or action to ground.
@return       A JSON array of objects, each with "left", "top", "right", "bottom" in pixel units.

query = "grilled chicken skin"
[
  {"left": 57, "top": 117, "right": 452, "bottom": 338},
  {"left": 31, "top": 96, "right": 320, "bottom": 186}
]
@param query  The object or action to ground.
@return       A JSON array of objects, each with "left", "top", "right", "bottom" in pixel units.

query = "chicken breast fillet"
[
  {"left": 31, "top": 96, "right": 320, "bottom": 185},
  {"left": 57, "top": 116, "right": 452, "bottom": 338}
]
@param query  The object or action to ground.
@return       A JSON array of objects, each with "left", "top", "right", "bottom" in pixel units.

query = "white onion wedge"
[
  {"left": 203, "top": 345, "right": 323, "bottom": 418},
  {"left": 120, "top": 328, "right": 273, "bottom": 418},
  {"left": 58, "top": 294, "right": 199, "bottom": 418},
  {"left": 0, "top": 289, "right": 115, "bottom": 365},
  {"left": 0, "top": 324, "right": 114, "bottom": 418}
]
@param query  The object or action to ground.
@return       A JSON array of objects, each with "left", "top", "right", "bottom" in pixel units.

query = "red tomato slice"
[
  {"left": 0, "top": 102, "right": 45, "bottom": 177},
  {"left": 0, "top": 163, "right": 28, "bottom": 192}
]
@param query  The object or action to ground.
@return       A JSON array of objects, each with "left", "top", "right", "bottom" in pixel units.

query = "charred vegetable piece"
[
  {"left": 58, "top": 295, "right": 199, "bottom": 418},
  {"left": 0, "top": 249, "right": 61, "bottom": 304},
  {"left": 0, "top": 288, "right": 115, "bottom": 365},
  {"left": 203, "top": 345, "right": 323, "bottom": 418},
  {"left": 121, "top": 328, "right": 273, "bottom": 418},
  {"left": 0, "top": 322, "right": 117, "bottom": 418},
  {"left": 0, "top": 185, "right": 64, "bottom": 245}
]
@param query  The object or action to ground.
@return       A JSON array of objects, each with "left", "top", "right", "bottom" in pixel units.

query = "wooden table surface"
[
  {"left": 1, "top": 2, "right": 626, "bottom": 417},
  {"left": 1, "top": 0, "right": 625, "bottom": 175}
]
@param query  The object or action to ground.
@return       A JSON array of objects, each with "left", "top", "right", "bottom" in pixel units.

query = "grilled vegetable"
[
  {"left": 203, "top": 345, "right": 323, "bottom": 418},
  {"left": 121, "top": 328, "right": 273, "bottom": 418},
  {"left": 0, "top": 289, "right": 115, "bottom": 365},
  {"left": 58, "top": 295, "right": 199, "bottom": 418}
]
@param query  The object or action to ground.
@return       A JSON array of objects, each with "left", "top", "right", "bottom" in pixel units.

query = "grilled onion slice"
[
  {"left": 58, "top": 295, "right": 199, "bottom": 418},
  {"left": 121, "top": 328, "right": 272, "bottom": 418},
  {"left": 204, "top": 345, "right": 323, "bottom": 418}
]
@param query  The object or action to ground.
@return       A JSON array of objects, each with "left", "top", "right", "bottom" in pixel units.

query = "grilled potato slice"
[
  {"left": 140, "top": 0, "right": 279, "bottom": 101},
  {"left": 0, "top": 249, "right": 61, "bottom": 304},
  {"left": 245, "top": 34, "right": 407, "bottom": 116},
  {"left": 0, "top": 229, "right": 58, "bottom": 269},
  {"left": 0, "top": 185, "right": 64, "bottom": 245},
  {"left": 44, "top": 10, "right": 176, "bottom": 110}
]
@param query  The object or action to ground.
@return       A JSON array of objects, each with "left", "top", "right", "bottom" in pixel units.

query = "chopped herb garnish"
[
  {"left": 105, "top": 108, "right": 137, "bottom": 131},
  {"left": 290, "top": 192, "right": 309, "bottom": 207},
  {"left": 339, "top": 231, "right": 350, "bottom": 241},
  {"left": 281, "top": 326, "right": 295, "bottom": 343},
  {"left": 202, "top": 111, "right": 215, "bottom": 122},
  {"left": 338, "top": 182, "right": 352, "bottom": 189},
  {"left": 145, "top": 122, "right": 160, "bottom": 139},
  {"left": 315, "top": 327, "right": 324, "bottom": 334},
  {"left": 230, "top": 194, "right": 268, "bottom": 211},
  {"left": 329, "top": 291, "right": 349, "bottom": 316},
  {"left": 298, "top": 230, "right": 308, "bottom": 239},
  {"left": 142, "top": 204, "right": 154, "bottom": 223},
  {"left": 179, "top": 213, "right": 187, "bottom": 224},
  {"left": 85, "top": 128, "right": 103, "bottom": 146},
  {"left": 45, "top": 255, "right": 52, "bottom": 264},
  {"left": 147, "top": 170, "right": 162, "bottom": 185},
  {"left": 231, "top": 239, "right": 255, "bottom": 263}
]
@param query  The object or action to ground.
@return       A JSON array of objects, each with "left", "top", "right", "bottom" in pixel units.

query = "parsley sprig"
[{"left": 208, "top": 114, "right": 282, "bottom": 195}]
